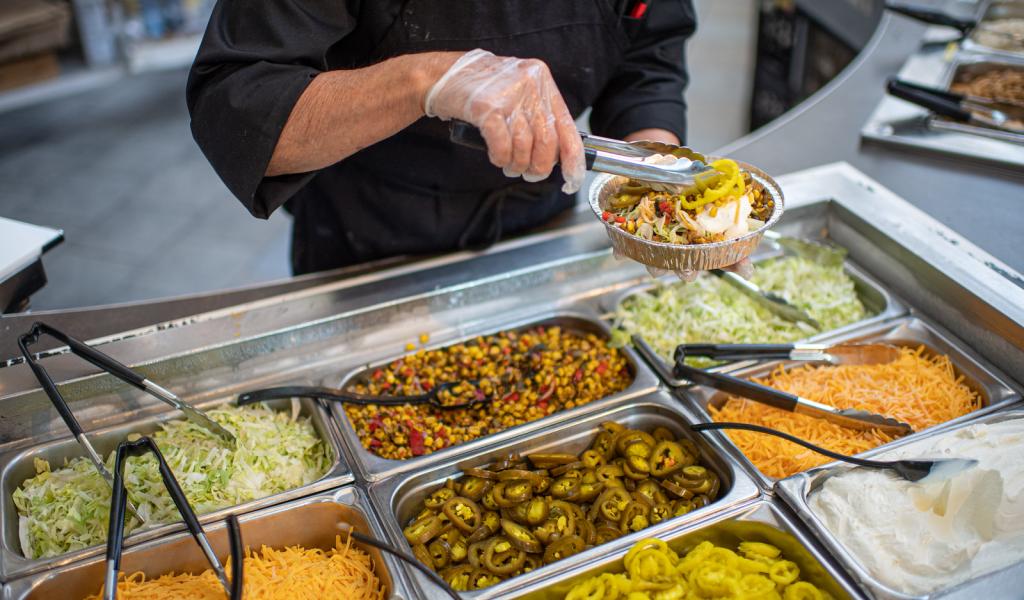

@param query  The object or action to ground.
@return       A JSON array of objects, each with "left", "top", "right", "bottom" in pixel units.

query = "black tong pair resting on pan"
[
  {"left": 887, "top": 78, "right": 1024, "bottom": 135},
  {"left": 18, "top": 322, "right": 235, "bottom": 523},
  {"left": 103, "top": 437, "right": 243, "bottom": 600},
  {"left": 105, "top": 437, "right": 463, "bottom": 600},
  {"left": 634, "top": 337, "right": 975, "bottom": 483}
]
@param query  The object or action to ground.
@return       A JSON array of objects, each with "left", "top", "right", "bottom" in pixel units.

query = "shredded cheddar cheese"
[
  {"left": 88, "top": 536, "right": 385, "bottom": 600},
  {"left": 709, "top": 346, "right": 982, "bottom": 478}
]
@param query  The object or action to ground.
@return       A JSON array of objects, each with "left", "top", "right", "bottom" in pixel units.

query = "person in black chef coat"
[{"left": 187, "top": 1, "right": 696, "bottom": 275}]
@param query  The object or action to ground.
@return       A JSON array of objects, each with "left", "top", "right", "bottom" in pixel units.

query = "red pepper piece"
[
  {"left": 596, "top": 361, "right": 608, "bottom": 375},
  {"left": 615, "top": 216, "right": 626, "bottom": 223},
  {"left": 409, "top": 429, "right": 426, "bottom": 456}
]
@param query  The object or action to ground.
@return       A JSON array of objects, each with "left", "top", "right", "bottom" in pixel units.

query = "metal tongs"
[
  {"left": 236, "top": 379, "right": 494, "bottom": 411},
  {"left": 632, "top": 335, "right": 914, "bottom": 436},
  {"left": 103, "top": 437, "right": 243, "bottom": 600},
  {"left": 887, "top": 78, "right": 1024, "bottom": 136},
  {"left": 18, "top": 323, "right": 237, "bottom": 523},
  {"left": 449, "top": 120, "right": 717, "bottom": 192},
  {"left": 19, "top": 322, "right": 236, "bottom": 445},
  {"left": 675, "top": 342, "right": 902, "bottom": 366},
  {"left": 886, "top": 2, "right": 1024, "bottom": 47}
]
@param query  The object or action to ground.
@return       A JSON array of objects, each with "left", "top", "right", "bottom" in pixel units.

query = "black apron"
[{"left": 288, "top": 1, "right": 635, "bottom": 274}]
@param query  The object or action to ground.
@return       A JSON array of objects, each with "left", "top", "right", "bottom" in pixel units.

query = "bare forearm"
[
  {"left": 266, "top": 52, "right": 462, "bottom": 177},
  {"left": 624, "top": 128, "right": 680, "bottom": 145}
]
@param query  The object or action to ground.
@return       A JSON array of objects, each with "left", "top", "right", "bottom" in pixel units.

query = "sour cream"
[{"left": 809, "top": 419, "right": 1024, "bottom": 595}]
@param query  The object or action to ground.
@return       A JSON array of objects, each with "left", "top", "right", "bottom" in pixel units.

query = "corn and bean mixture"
[{"left": 345, "top": 326, "right": 633, "bottom": 460}]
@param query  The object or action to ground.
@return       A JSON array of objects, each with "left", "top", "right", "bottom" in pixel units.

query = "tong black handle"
[
  {"left": 673, "top": 360, "right": 799, "bottom": 412},
  {"left": 226, "top": 514, "right": 244, "bottom": 600},
  {"left": 885, "top": 2, "right": 975, "bottom": 32},
  {"left": 675, "top": 343, "right": 795, "bottom": 361},
  {"left": 449, "top": 120, "right": 597, "bottom": 169},
  {"left": 18, "top": 328, "right": 87, "bottom": 438},
  {"left": 887, "top": 78, "right": 972, "bottom": 122},
  {"left": 237, "top": 385, "right": 430, "bottom": 407},
  {"left": 21, "top": 322, "right": 146, "bottom": 390},
  {"left": 689, "top": 422, "right": 886, "bottom": 469},
  {"left": 890, "top": 78, "right": 965, "bottom": 103},
  {"left": 106, "top": 437, "right": 241, "bottom": 599},
  {"left": 348, "top": 531, "right": 460, "bottom": 600}
]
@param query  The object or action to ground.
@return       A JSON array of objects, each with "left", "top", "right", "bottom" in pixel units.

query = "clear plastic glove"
[{"left": 424, "top": 49, "right": 586, "bottom": 194}]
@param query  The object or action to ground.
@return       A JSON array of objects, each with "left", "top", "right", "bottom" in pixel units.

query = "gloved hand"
[{"left": 424, "top": 49, "right": 586, "bottom": 195}]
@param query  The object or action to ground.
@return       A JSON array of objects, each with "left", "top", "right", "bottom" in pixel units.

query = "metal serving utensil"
[
  {"left": 632, "top": 335, "right": 914, "bottom": 436},
  {"left": 675, "top": 342, "right": 902, "bottom": 366},
  {"left": 711, "top": 270, "right": 821, "bottom": 328},
  {"left": 690, "top": 422, "right": 976, "bottom": 483},
  {"left": 448, "top": 120, "right": 717, "bottom": 193},
  {"left": 887, "top": 78, "right": 1023, "bottom": 136},
  {"left": 237, "top": 380, "right": 494, "bottom": 411},
  {"left": 19, "top": 322, "right": 236, "bottom": 446},
  {"left": 103, "top": 437, "right": 242, "bottom": 600}
]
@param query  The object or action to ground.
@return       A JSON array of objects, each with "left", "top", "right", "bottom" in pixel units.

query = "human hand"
[{"left": 424, "top": 49, "right": 585, "bottom": 194}]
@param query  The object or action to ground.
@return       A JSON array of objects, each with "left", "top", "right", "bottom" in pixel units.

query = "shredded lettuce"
[
  {"left": 13, "top": 404, "right": 330, "bottom": 559},
  {"left": 611, "top": 256, "right": 869, "bottom": 364}
]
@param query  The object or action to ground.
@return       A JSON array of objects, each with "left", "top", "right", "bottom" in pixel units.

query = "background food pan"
[
  {"left": 330, "top": 312, "right": 659, "bottom": 482},
  {"left": 368, "top": 392, "right": 761, "bottom": 600},
  {"left": 4, "top": 485, "right": 413, "bottom": 600},
  {"left": 676, "top": 316, "right": 1020, "bottom": 491},
  {"left": 508, "top": 499, "right": 862, "bottom": 600},
  {"left": 0, "top": 396, "right": 351, "bottom": 582},
  {"left": 776, "top": 406, "right": 1024, "bottom": 600}
]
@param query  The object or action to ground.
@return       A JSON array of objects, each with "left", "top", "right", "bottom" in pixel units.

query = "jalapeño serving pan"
[
  {"left": 368, "top": 391, "right": 761, "bottom": 600},
  {"left": 0, "top": 396, "right": 351, "bottom": 582},
  {"left": 328, "top": 312, "right": 660, "bottom": 482},
  {"left": 674, "top": 316, "right": 1020, "bottom": 492},
  {"left": 777, "top": 406, "right": 1024, "bottom": 600},
  {"left": 4, "top": 485, "right": 414, "bottom": 600},
  {"left": 509, "top": 499, "right": 862, "bottom": 600},
  {"left": 598, "top": 250, "right": 907, "bottom": 368}
]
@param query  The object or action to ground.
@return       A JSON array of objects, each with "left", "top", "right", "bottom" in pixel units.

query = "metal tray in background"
[
  {"left": 4, "top": 485, "right": 415, "bottom": 600},
  {"left": 368, "top": 392, "right": 762, "bottom": 600},
  {"left": 329, "top": 312, "right": 660, "bottom": 482},
  {"left": 677, "top": 316, "right": 1020, "bottom": 492},
  {"left": 777, "top": 407, "right": 1024, "bottom": 600},
  {"left": 0, "top": 396, "right": 352, "bottom": 582},
  {"left": 928, "top": 56, "right": 1024, "bottom": 144},
  {"left": 599, "top": 252, "right": 907, "bottom": 367},
  {"left": 963, "top": 0, "right": 1024, "bottom": 61},
  {"left": 509, "top": 499, "right": 863, "bottom": 600}
]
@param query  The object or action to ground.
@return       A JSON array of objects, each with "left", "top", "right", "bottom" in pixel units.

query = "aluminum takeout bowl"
[{"left": 588, "top": 160, "right": 784, "bottom": 273}]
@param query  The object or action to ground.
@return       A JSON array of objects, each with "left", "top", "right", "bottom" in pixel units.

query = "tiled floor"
[{"left": 0, "top": 0, "right": 757, "bottom": 311}]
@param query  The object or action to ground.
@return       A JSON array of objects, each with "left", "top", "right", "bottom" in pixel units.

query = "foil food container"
[
  {"left": 674, "top": 316, "right": 1021, "bottom": 492},
  {"left": 776, "top": 406, "right": 1024, "bottom": 600},
  {"left": 4, "top": 485, "right": 415, "bottom": 600},
  {"left": 0, "top": 397, "right": 352, "bottom": 582},
  {"left": 587, "top": 161, "right": 785, "bottom": 273},
  {"left": 328, "top": 312, "right": 660, "bottom": 482},
  {"left": 368, "top": 391, "right": 761, "bottom": 600},
  {"left": 508, "top": 499, "right": 863, "bottom": 600}
]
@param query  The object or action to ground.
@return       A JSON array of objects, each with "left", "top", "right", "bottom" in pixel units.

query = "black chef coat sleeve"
[
  {"left": 589, "top": 0, "right": 697, "bottom": 144},
  {"left": 186, "top": 0, "right": 357, "bottom": 219}
]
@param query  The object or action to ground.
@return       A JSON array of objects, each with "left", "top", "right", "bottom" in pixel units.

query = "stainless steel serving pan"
[
  {"left": 328, "top": 312, "right": 660, "bottom": 482},
  {"left": 928, "top": 55, "right": 1024, "bottom": 144},
  {"left": 0, "top": 396, "right": 352, "bottom": 582},
  {"left": 963, "top": 0, "right": 1024, "bottom": 61},
  {"left": 4, "top": 484, "right": 415, "bottom": 600},
  {"left": 368, "top": 391, "right": 761, "bottom": 600},
  {"left": 599, "top": 253, "right": 907, "bottom": 370},
  {"left": 676, "top": 316, "right": 1020, "bottom": 491},
  {"left": 508, "top": 499, "right": 863, "bottom": 600},
  {"left": 777, "top": 406, "right": 1024, "bottom": 600}
]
